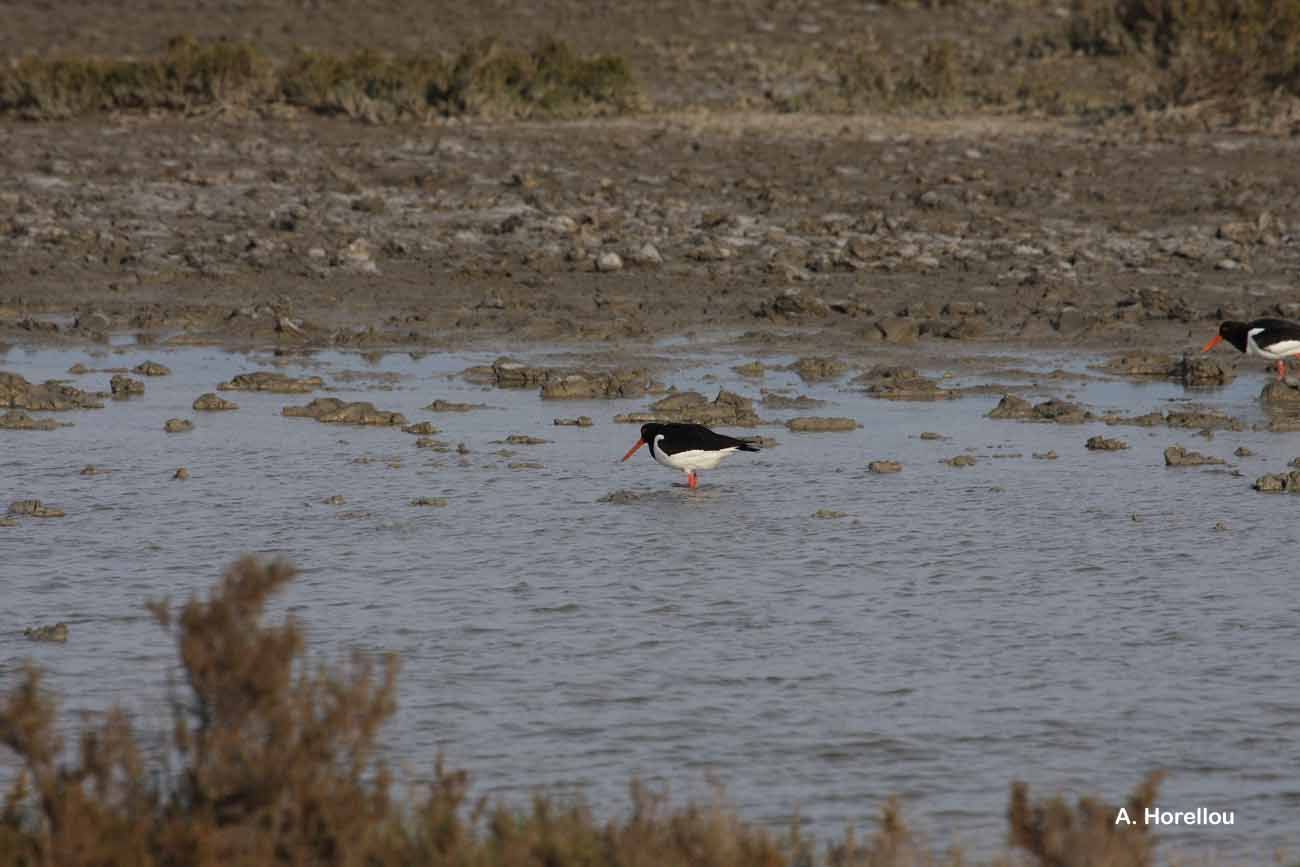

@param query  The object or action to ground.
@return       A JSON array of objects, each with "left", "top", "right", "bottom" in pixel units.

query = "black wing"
[
  {"left": 1251, "top": 318, "right": 1300, "bottom": 345},
  {"left": 659, "top": 423, "right": 760, "bottom": 454}
]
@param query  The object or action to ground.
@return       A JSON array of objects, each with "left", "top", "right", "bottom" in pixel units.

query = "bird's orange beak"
[
  {"left": 1202, "top": 334, "right": 1223, "bottom": 353},
  {"left": 621, "top": 439, "right": 645, "bottom": 462}
]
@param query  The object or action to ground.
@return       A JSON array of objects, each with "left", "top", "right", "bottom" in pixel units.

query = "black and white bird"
[
  {"left": 1203, "top": 318, "right": 1300, "bottom": 381},
  {"left": 621, "top": 422, "right": 759, "bottom": 489}
]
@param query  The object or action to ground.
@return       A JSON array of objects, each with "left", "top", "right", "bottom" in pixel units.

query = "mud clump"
[
  {"left": 616, "top": 389, "right": 760, "bottom": 426},
  {"left": 133, "top": 360, "right": 171, "bottom": 376},
  {"left": 856, "top": 366, "right": 954, "bottom": 401},
  {"left": 1164, "top": 445, "right": 1224, "bottom": 467},
  {"left": 193, "top": 393, "right": 239, "bottom": 411},
  {"left": 425, "top": 399, "right": 489, "bottom": 412},
  {"left": 414, "top": 437, "right": 452, "bottom": 450},
  {"left": 164, "top": 418, "right": 194, "bottom": 433},
  {"left": 218, "top": 372, "right": 324, "bottom": 393},
  {"left": 868, "top": 460, "right": 903, "bottom": 474},
  {"left": 410, "top": 497, "right": 448, "bottom": 507},
  {"left": 1235, "top": 446, "right": 1255, "bottom": 457},
  {"left": 1033, "top": 451, "right": 1059, "bottom": 460},
  {"left": 323, "top": 495, "right": 345, "bottom": 506},
  {"left": 501, "top": 434, "right": 548, "bottom": 445},
  {"left": 789, "top": 356, "right": 847, "bottom": 382},
  {"left": 1259, "top": 381, "right": 1300, "bottom": 405},
  {"left": 110, "top": 374, "right": 145, "bottom": 398},
  {"left": 786, "top": 416, "right": 859, "bottom": 432},
  {"left": 813, "top": 509, "right": 848, "bottom": 519},
  {"left": 761, "top": 392, "right": 824, "bottom": 409},
  {"left": 919, "top": 431, "right": 944, "bottom": 440},
  {"left": 599, "top": 489, "right": 643, "bottom": 504},
  {"left": 402, "top": 421, "right": 439, "bottom": 435},
  {"left": 1086, "top": 435, "right": 1127, "bottom": 451},
  {"left": 8, "top": 499, "right": 65, "bottom": 517},
  {"left": 1254, "top": 471, "right": 1300, "bottom": 493},
  {"left": 755, "top": 289, "right": 830, "bottom": 320},
  {"left": 284, "top": 398, "right": 407, "bottom": 426},
  {"left": 1097, "top": 352, "right": 1174, "bottom": 377},
  {"left": 173, "top": 467, "right": 190, "bottom": 480},
  {"left": 508, "top": 462, "right": 544, "bottom": 470},
  {"left": 554, "top": 416, "right": 593, "bottom": 427},
  {"left": 1174, "top": 355, "right": 1234, "bottom": 386},
  {"left": 733, "top": 361, "right": 765, "bottom": 377},
  {"left": 23, "top": 622, "right": 68, "bottom": 642},
  {"left": 1, "top": 371, "right": 105, "bottom": 411},
  {"left": 989, "top": 395, "right": 1092, "bottom": 424},
  {"left": 0, "top": 409, "right": 64, "bottom": 430},
  {"left": 541, "top": 369, "right": 654, "bottom": 400},
  {"left": 80, "top": 465, "right": 110, "bottom": 476},
  {"left": 945, "top": 455, "right": 977, "bottom": 467}
]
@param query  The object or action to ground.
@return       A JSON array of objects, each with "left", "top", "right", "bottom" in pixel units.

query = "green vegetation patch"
[{"left": 0, "top": 36, "right": 642, "bottom": 121}]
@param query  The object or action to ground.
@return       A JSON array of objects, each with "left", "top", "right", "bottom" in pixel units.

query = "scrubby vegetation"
[
  {"left": 0, "top": 556, "right": 1189, "bottom": 866},
  {"left": 0, "top": 36, "right": 641, "bottom": 120}
]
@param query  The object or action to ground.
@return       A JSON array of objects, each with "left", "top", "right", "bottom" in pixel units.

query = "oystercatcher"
[
  {"left": 621, "top": 422, "right": 759, "bottom": 489},
  {"left": 1203, "top": 318, "right": 1300, "bottom": 381}
]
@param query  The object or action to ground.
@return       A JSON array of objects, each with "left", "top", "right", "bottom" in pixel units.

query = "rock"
[
  {"left": 110, "top": 374, "right": 145, "bottom": 398},
  {"left": 757, "top": 289, "right": 830, "bottom": 319},
  {"left": 425, "top": 399, "right": 489, "bottom": 412},
  {"left": 67, "top": 363, "right": 91, "bottom": 375},
  {"left": 218, "top": 372, "right": 323, "bottom": 393},
  {"left": 133, "top": 361, "right": 171, "bottom": 376},
  {"left": 0, "top": 518, "right": 15, "bottom": 528},
  {"left": 945, "top": 455, "right": 977, "bottom": 467},
  {"left": 1174, "top": 355, "right": 1233, "bottom": 386},
  {"left": 786, "top": 417, "right": 859, "bottom": 432},
  {"left": 761, "top": 393, "right": 824, "bottom": 409},
  {"left": 989, "top": 395, "right": 1091, "bottom": 423},
  {"left": 813, "top": 509, "right": 848, "bottom": 519},
  {"left": 0, "top": 410, "right": 63, "bottom": 430},
  {"left": 411, "top": 497, "right": 449, "bottom": 507},
  {"left": 323, "top": 495, "right": 346, "bottom": 505},
  {"left": 857, "top": 365, "right": 954, "bottom": 401},
  {"left": 868, "top": 460, "right": 902, "bottom": 473},
  {"left": 919, "top": 431, "right": 943, "bottom": 440},
  {"left": 415, "top": 437, "right": 452, "bottom": 450},
  {"left": 1, "top": 372, "right": 105, "bottom": 411},
  {"left": 617, "top": 389, "right": 761, "bottom": 426},
  {"left": 1254, "top": 471, "right": 1300, "bottom": 493},
  {"left": 631, "top": 243, "right": 663, "bottom": 267},
  {"left": 874, "top": 317, "right": 920, "bottom": 344},
  {"left": 1260, "top": 381, "right": 1300, "bottom": 404},
  {"left": 1053, "top": 307, "right": 1087, "bottom": 334},
  {"left": 193, "top": 393, "right": 239, "bottom": 411},
  {"left": 540, "top": 369, "right": 654, "bottom": 399},
  {"left": 1235, "top": 446, "right": 1254, "bottom": 457},
  {"left": 503, "top": 434, "right": 548, "bottom": 445},
  {"left": 595, "top": 251, "right": 624, "bottom": 272},
  {"left": 1164, "top": 445, "right": 1224, "bottom": 466},
  {"left": 283, "top": 399, "right": 406, "bottom": 426},
  {"left": 790, "top": 356, "right": 847, "bottom": 382},
  {"left": 1086, "top": 436, "right": 1127, "bottom": 451},
  {"left": 23, "top": 623, "right": 68, "bottom": 642},
  {"left": 8, "top": 499, "right": 65, "bottom": 517},
  {"left": 80, "top": 465, "right": 110, "bottom": 476},
  {"left": 164, "top": 418, "right": 194, "bottom": 433},
  {"left": 1213, "top": 520, "right": 1230, "bottom": 532},
  {"left": 1098, "top": 352, "right": 1174, "bottom": 377},
  {"left": 733, "top": 361, "right": 764, "bottom": 377},
  {"left": 508, "top": 462, "right": 544, "bottom": 470},
  {"left": 173, "top": 467, "right": 190, "bottom": 480},
  {"left": 402, "top": 422, "right": 440, "bottom": 435},
  {"left": 1163, "top": 410, "right": 1243, "bottom": 431},
  {"left": 554, "top": 416, "right": 593, "bottom": 427},
  {"left": 598, "top": 489, "right": 642, "bottom": 504},
  {"left": 1032, "top": 450, "right": 1058, "bottom": 460}
]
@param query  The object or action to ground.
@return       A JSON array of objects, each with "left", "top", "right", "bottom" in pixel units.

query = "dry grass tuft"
[
  {"left": 1008, "top": 772, "right": 1163, "bottom": 867},
  {"left": 0, "top": 37, "right": 641, "bottom": 121}
]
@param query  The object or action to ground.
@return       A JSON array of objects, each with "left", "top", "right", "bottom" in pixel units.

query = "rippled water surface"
[{"left": 3, "top": 342, "right": 1299, "bottom": 860}]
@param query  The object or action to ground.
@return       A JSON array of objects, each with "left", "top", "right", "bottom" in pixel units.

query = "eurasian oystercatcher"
[
  {"left": 1203, "top": 318, "right": 1300, "bottom": 381},
  {"left": 621, "top": 422, "right": 760, "bottom": 489}
]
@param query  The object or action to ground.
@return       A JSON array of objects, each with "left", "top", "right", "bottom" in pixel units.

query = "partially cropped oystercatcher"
[
  {"left": 621, "top": 422, "right": 759, "bottom": 489},
  {"left": 1203, "top": 318, "right": 1300, "bottom": 381}
]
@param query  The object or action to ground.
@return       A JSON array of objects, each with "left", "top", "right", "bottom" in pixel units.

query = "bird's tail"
[{"left": 737, "top": 440, "right": 761, "bottom": 452}]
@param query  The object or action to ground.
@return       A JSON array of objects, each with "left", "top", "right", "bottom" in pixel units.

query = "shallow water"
[{"left": 2, "top": 342, "right": 1299, "bottom": 860}]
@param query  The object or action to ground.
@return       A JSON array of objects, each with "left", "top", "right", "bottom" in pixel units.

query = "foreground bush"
[
  {"left": 3, "top": 557, "right": 1168, "bottom": 865},
  {"left": 0, "top": 36, "right": 641, "bottom": 121}
]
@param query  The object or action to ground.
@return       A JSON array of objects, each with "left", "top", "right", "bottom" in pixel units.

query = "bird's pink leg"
[
  {"left": 1279, "top": 360, "right": 1288, "bottom": 382},
  {"left": 687, "top": 472, "right": 699, "bottom": 489}
]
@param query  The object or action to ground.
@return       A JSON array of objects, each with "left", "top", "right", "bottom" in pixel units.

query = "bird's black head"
[
  {"left": 622, "top": 423, "right": 667, "bottom": 462},
  {"left": 1204, "top": 321, "right": 1249, "bottom": 354}
]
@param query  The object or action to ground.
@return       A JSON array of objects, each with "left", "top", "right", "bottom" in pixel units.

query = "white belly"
[
  {"left": 653, "top": 446, "right": 736, "bottom": 472},
  {"left": 1248, "top": 333, "right": 1300, "bottom": 360}
]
